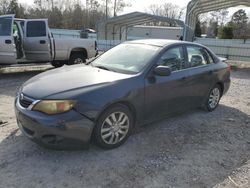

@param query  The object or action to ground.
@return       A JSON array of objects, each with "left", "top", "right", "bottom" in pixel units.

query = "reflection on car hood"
[{"left": 22, "top": 65, "right": 132, "bottom": 99}]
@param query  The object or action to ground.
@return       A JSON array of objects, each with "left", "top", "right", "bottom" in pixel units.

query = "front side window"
[
  {"left": 0, "top": 17, "right": 12, "bottom": 36},
  {"left": 157, "top": 46, "right": 184, "bottom": 72},
  {"left": 187, "top": 46, "right": 210, "bottom": 67},
  {"left": 26, "top": 21, "right": 47, "bottom": 37}
]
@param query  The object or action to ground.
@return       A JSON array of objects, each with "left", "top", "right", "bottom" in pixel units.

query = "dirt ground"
[{"left": 0, "top": 65, "right": 250, "bottom": 188}]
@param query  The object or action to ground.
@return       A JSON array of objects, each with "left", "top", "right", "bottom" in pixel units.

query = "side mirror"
[{"left": 154, "top": 65, "right": 172, "bottom": 76}]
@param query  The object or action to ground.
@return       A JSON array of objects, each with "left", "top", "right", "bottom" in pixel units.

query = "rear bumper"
[{"left": 15, "top": 98, "right": 95, "bottom": 150}]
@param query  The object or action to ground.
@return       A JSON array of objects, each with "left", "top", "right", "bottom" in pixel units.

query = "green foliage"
[
  {"left": 230, "top": 9, "right": 249, "bottom": 39},
  {"left": 218, "top": 26, "right": 233, "bottom": 39}
]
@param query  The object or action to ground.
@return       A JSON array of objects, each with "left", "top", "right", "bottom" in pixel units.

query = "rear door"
[
  {"left": 183, "top": 45, "right": 216, "bottom": 107},
  {"left": 0, "top": 15, "right": 16, "bottom": 64},
  {"left": 23, "top": 19, "right": 52, "bottom": 61}
]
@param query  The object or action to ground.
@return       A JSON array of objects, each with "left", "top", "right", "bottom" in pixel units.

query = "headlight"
[{"left": 32, "top": 100, "right": 76, "bottom": 115}]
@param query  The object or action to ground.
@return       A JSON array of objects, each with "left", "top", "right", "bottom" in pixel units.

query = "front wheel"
[
  {"left": 93, "top": 104, "right": 133, "bottom": 149},
  {"left": 205, "top": 84, "right": 222, "bottom": 112}
]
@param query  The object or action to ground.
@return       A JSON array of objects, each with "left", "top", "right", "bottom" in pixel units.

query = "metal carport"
[
  {"left": 97, "top": 12, "right": 185, "bottom": 41},
  {"left": 185, "top": 0, "right": 250, "bottom": 41}
]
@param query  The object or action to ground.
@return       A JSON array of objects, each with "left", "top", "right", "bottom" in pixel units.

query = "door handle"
[
  {"left": 5, "top": 39, "right": 12, "bottom": 44},
  {"left": 40, "top": 40, "right": 46, "bottom": 44}
]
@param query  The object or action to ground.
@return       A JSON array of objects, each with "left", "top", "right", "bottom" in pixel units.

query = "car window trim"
[
  {"left": 184, "top": 44, "right": 212, "bottom": 69},
  {"left": 145, "top": 44, "right": 190, "bottom": 78}
]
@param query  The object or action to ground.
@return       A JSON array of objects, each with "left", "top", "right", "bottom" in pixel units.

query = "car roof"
[{"left": 125, "top": 39, "right": 199, "bottom": 48}]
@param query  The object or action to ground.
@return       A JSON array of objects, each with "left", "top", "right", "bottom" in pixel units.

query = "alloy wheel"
[
  {"left": 208, "top": 87, "right": 221, "bottom": 109},
  {"left": 101, "top": 112, "right": 130, "bottom": 145}
]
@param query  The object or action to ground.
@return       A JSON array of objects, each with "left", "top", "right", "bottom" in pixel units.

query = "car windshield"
[{"left": 92, "top": 43, "right": 161, "bottom": 74}]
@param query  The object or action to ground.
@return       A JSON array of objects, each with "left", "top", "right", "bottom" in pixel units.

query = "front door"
[
  {"left": 23, "top": 19, "right": 51, "bottom": 61},
  {"left": 144, "top": 45, "right": 191, "bottom": 121},
  {"left": 0, "top": 15, "right": 16, "bottom": 64}
]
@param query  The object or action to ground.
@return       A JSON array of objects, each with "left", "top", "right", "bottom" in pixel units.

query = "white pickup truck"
[{"left": 0, "top": 15, "right": 98, "bottom": 67}]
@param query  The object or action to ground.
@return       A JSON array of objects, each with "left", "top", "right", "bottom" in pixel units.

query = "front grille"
[{"left": 19, "top": 94, "right": 34, "bottom": 109}]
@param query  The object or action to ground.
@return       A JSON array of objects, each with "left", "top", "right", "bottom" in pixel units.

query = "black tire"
[
  {"left": 205, "top": 84, "right": 222, "bottom": 112},
  {"left": 51, "top": 61, "right": 64, "bottom": 68},
  {"left": 93, "top": 104, "right": 134, "bottom": 149},
  {"left": 68, "top": 52, "right": 86, "bottom": 65}
]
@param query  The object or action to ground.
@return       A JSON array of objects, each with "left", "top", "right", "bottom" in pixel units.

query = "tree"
[
  {"left": 148, "top": 3, "right": 184, "bottom": 20},
  {"left": 218, "top": 26, "right": 233, "bottom": 39},
  {"left": 206, "top": 20, "right": 218, "bottom": 38},
  {"left": 0, "top": 0, "right": 9, "bottom": 14},
  {"left": 230, "top": 9, "right": 249, "bottom": 39},
  {"left": 147, "top": 3, "right": 184, "bottom": 26},
  {"left": 195, "top": 20, "right": 202, "bottom": 37},
  {"left": 210, "top": 9, "right": 229, "bottom": 26},
  {"left": 113, "top": 0, "right": 131, "bottom": 17}
]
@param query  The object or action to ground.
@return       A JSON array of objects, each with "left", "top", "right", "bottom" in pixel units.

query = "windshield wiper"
[
  {"left": 95, "top": 65, "right": 110, "bottom": 71},
  {"left": 94, "top": 65, "right": 117, "bottom": 72}
]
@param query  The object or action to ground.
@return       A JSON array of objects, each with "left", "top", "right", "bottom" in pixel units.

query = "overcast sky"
[{"left": 18, "top": 0, "right": 250, "bottom": 19}]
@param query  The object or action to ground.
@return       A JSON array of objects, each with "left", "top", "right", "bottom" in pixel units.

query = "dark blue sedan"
[{"left": 15, "top": 40, "right": 231, "bottom": 149}]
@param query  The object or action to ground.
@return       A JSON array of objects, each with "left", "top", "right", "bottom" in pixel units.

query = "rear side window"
[
  {"left": 187, "top": 46, "right": 210, "bottom": 67},
  {"left": 157, "top": 46, "right": 184, "bottom": 72},
  {"left": 0, "top": 17, "right": 12, "bottom": 36},
  {"left": 26, "top": 21, "right": 46, "bottom": 37}
]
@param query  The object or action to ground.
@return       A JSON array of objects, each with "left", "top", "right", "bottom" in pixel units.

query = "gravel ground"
[{"left": 0, "top": 65, "right": 250, "bottom": 188}]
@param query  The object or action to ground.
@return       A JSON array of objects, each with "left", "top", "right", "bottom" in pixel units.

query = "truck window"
[
  {"left": 27, "top": 21, "right": 46, "bottom": 37},
  {"left": 0, "top": 17, "right": 12, "bottom": 36}
]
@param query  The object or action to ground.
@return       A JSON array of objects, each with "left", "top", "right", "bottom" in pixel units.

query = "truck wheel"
[
  {"left": 51, "top": 61, "right": 64, "bottom": 68},
  {"left": 69, "top": 52, "right": 86, "bottom": 65}
]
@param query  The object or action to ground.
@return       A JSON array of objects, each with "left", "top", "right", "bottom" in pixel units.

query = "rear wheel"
[
  {"left": 205, "top": 84, "right": 222, "bottom": 112},
  {"left": 93, "top": 104, "right": 133, "bottom": 149},
  {"left": 68, "top": 52, "right": 86, "bottom": 65}
]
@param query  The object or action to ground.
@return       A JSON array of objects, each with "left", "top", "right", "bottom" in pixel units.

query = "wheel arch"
[
  {"left": 96, "top": 101, "right": 137, "bottom": 125},
  {"left": 90, "top": 100, "right": 138, "bottom": 140},
  {"left": 216, "top": 82, "right": 224, "bottom": 96},
  {"left": 69, "top": 47, "right": 88, "bottom": 59}
]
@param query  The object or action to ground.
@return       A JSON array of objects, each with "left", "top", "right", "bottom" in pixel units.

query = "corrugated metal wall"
[{"left": 195, "top": 38, "right": 250, "bottom": 62}]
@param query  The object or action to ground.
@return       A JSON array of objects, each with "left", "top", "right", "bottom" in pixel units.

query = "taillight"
[{"left": 228, "top": 64, "right": 231, "bottom": 71}]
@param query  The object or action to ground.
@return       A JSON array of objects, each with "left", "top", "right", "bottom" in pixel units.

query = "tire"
[
  {"left": 205, "top": 84, "right": 222, "bottom": 112},
  {"left": 68, "top": 52, "right": 86, "bottom": 65},
  {"left": 51, "top": 61, "right": 64, "bottom": 68},
  {"left": 93, "top": 104, "right": 134, "bottom": 149}
]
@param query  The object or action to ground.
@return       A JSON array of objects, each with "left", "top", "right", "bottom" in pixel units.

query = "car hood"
[{"left": 22, "top": 65, "right": 133, "bottom": 99}]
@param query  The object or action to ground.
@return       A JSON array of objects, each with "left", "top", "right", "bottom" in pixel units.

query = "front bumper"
[{"left": 15, "top": 97, "right": 95, "bottom": 150}]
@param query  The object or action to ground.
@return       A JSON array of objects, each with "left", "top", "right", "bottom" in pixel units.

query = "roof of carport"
[
  {"left": 188, "top": 0, "right": 250, "bottom": 16},
  {"left": 101, "top": 12, "right": 185, "bottom": 27},
  {"left": 184, "top": 0, "right": 250, "bottom": 40}
]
